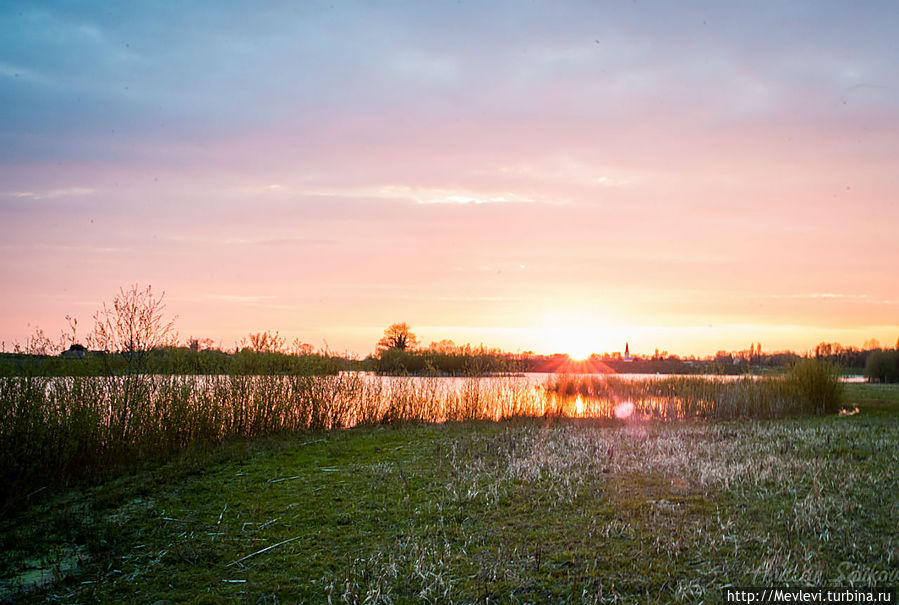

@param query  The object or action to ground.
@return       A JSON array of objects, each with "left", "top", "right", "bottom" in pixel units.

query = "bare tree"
[
  {"left": 80, "top": 285, "right": 177, "bottom": 444},
  {"left": 187, "top": 337, "right": 217, "bottom": 352},
  {"left": 89, "top": 284, "right": 177, "bottom": 369},
  {"left": 377, "top": 322, "right": 418, "bottom": 352},
  {"left": 243, "top": 330, "right": 287, "bottom": 353},
  {"left": 291, "top": 338, "right": 315, "bottom": 356},
  {"left": 19, "top": 326, "right": 55, "bottom": 356}
]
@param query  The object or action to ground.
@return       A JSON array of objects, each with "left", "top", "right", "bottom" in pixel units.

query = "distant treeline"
[
  {"left": 0, "top": 347, "right": 352, "bottom": 377},
  {"left": 864, "top": 349, "right": 899, "bottom": 383},
  {"left": 373, "top": 347, "right": 515, "bottom": 375},
  {"left": 811, "top": 340, "right": 899, "bottom": 383},
  {"left": 6, "top": 285, "right": 896, "bottom": 380},
  {"left": 370, "top": 345, "right": 898, "bottom": 378},
  {"left": 4, "top": 343, "right": 898, "bottom": 381}
]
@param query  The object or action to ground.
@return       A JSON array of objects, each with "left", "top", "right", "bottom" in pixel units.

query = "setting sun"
[
  {"left": 566, "top": 343, "right": 595, "bottom": 362},
  {"left": 540, "top": 312, "right": 624, "bottom": 360}
]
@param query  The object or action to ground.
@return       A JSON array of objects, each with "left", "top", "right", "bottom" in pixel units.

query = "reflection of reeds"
[{"left": 0, "top": 361, "right": 842, "bottom": 502}]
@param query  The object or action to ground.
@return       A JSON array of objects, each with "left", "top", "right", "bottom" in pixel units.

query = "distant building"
[
  {"left": 61, "top": 343, "right": 87, "bottom": 359},
  {"left": 623, "top": 342, "right": 632, "bottom": 362},
  {"left": 60, "top": 344, "right": 105, "bottom": 359}
]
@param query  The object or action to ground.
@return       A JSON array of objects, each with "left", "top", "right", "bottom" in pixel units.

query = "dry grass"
[
  {"left": 2, "top": 383, "right": 891, "bottom": 603},
  {"left": 3, "top": 392, "right": 896, "bottom": 602}
]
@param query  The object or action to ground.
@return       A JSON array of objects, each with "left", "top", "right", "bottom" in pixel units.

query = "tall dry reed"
[{"left": 1, "top": 360, "right": 842, "bottom": 503}]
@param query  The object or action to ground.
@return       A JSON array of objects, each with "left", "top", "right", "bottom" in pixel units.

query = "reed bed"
[
  {"left": 544, "top": 359, "right": 844, "bottom": 420},
  {"left": 0, "top": 373, "right": 542, "bottom": 500},
  {"left": 0, "top": 360, "right": 842, "bottom": 503}
]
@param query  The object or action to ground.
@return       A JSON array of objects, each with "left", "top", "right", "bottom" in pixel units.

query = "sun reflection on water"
[{"left": 575, "top": 394, "right": 584, "bottom": 416}]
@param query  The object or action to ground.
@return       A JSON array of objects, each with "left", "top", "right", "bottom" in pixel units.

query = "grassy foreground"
[{"left": 1, "top": 384, "right": 897, "bottom": 603}]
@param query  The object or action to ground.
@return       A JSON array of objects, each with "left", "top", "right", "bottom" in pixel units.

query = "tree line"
[{"left": 3, "top": 286, "right": 898, "bottom": 381}]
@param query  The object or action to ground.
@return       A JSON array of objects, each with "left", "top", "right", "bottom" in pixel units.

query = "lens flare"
[{"left": 614, "top": 401, "right": 635, "bottom": 419}]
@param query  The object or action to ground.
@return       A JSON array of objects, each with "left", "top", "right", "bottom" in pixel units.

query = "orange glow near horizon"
[{"left": 538, "top": 312, "right": 620, "bottom": 360}]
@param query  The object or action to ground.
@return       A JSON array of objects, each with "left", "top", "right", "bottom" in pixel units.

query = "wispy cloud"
[
  {"left": 0, "top": 60, "right": 47, "bottom": 83},
  {"left": 4, "top": 187, "right": 96, "bottom": 200},
  {"left": 416, "top": 192, "right": 535, "bottom": 205},
  {"left": 769, "top": 293, "right": 899, "bottom": 305},
  {"left": 220, "top": 237, "right": 333, "bottom": 247},
  {"left": 494, "top": 159, "right": 637, "bottom": 188},
  {"left": 230, "top": 182, "right": 544, "bottom": 206},
  {"left": 0, "top": 242, "right": 130, "bottom": 253},
  {"left": 772, "top": 293, "right": 868, "bottom": 300},
  {"left": 206, "top": 294, "right": 276, "bottom": 304}
]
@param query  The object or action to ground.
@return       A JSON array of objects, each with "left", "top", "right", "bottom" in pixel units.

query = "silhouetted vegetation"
[
  {"left": 864, "top": 348, "right": 899, "bottom": 383},
  {"left": 374, "top": 345, "right": 515, "bottom": 376},
  {"left": 376, "top": 322, "right": 419, "bottom": 352},
  {"left": 813, "top": 340, "right": 877, "bottom": 373},
  {"left": 0, "top": 346, "right": 348, "bottom": 378},
  {"left": 372, "top": 326, "right": 516, "bottom": 376}
]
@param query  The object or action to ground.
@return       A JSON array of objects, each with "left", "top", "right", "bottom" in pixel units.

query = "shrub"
[
  {"left": 864, "top": 350, "right": 899, "bottom": 383},
  {"left": 784, "top": 358, "right": 844, "bottom": 414}
]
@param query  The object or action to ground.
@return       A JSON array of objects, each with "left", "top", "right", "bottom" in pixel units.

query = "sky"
[{"left": 1, "top": 1, "right": 898, "bottom": 358}]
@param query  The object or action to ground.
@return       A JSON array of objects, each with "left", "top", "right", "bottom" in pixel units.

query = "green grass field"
[{"left": 2, "top": 383, "right": 897, "bottom": 603}]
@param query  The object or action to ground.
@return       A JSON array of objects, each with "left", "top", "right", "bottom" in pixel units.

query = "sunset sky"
[{"left": 2, "top": 1, "right": 898, "bottom": 358}]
